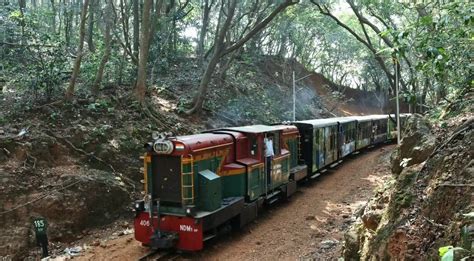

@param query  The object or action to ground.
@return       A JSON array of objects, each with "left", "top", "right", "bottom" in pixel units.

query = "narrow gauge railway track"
[{"left": 138, "top": 250, "right": 178, "bottom": 261}]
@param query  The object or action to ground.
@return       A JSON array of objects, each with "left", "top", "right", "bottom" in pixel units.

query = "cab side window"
[
  {"left": 273, "top": 133, "right": 281, "bottom": 155},
  {"left": 250, "top": 136, "right": 258, "bottom": 157}
]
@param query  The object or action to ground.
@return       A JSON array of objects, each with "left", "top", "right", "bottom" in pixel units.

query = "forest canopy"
[{"left": 1, "top": 0, "right": 472, "bottom": 115}]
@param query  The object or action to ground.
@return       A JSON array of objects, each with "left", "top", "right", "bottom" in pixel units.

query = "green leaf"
[
  {"left": 87, "top": 103, "right": 97, "bottom": 110},
  {"left": 441, "top": 249, "right": 454, "bottom": 261},
  {"left": 420, "top": 15, "right": 433, "bottom": 26},
  {"left": 380, "top": 30, "right": 391, "bottom": 37},
  {"left": 439, "top": 246, "right": 452, "bottom": 257}
]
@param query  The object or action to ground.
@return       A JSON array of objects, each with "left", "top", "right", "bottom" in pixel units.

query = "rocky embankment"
[
  {"left": 0, "top": 129, "right": 132, "bottom": 259},
  {"left": 343, "top": 112, "right": 474, "bottom": 260}
]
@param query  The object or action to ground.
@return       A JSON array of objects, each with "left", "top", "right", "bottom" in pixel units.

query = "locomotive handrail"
[{"left": 181, "top": 154, "right": 195, "bottom": 205}]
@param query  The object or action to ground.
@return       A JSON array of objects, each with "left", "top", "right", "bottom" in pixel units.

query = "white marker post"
[{"left": 395, "top": 57, "right": 401, "bottom": 145}]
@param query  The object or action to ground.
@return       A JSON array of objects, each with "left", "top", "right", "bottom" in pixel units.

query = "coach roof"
[
  {"left": 220, "top": 124, "right": 292, "bottom": 134},
  {"left": 293, "top": 118, "right": 339, "bottom": 128}
]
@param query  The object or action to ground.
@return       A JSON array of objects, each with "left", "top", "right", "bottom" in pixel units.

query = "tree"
[
  {"left": 87, "top": 0, "right": 96, "bottom": 52},
  {"left": 92, "top": 0, "right": 113, "bottom": 96},
  {"left": 135, "top": 0, "right": 163, "bottom": 103},
  {"left": 311, "top": 1, "right": 397, "bottom": 94},
  {"left": 65, "top": 0, "right": 89, "bottom": 101},
  {"left": 186, "top": 0, "right": 298, "bottom": 114},
  {"left": 135, "top": 0, "right": 154, "bottom": 103},
  {"left": 196, "top": 0, "right": 215, "bottom": 67},
  {"left": 132, "top": 0, "right": 139, "bottom": 57}
]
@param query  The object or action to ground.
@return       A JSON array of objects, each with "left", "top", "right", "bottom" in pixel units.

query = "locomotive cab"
[
  {"left": 134, "top": 125, "right": 304, "bottom": 251},
  {"left": 218, "top": 125, "right": 292, "bottom": 199}
]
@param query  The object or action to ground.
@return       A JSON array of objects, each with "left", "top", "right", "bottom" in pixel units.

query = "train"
[{"left": 133, "top": 114, "right": 410, "bottom": 251}]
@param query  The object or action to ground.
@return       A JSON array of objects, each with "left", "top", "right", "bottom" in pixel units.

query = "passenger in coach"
[{"left": 264, "top": 135, "right": 274, "bottom": 186}]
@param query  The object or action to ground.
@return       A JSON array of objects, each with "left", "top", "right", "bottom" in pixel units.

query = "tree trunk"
[
  {"left": 91, "top": 0, "right": 113, "bottom": 95},
  {"left": 118, "top": 49, "right": 126, "bottom": 85},
  {"left": 18, "top": 0, "right": 26, "bottom": 44},
  {"left": 134, "top": 0, "right": 153, "bottom": 103},
  {"left": 65, "top": 2, "right": 72, "bottom": 47},
  {"left": 132, "top": 0, "right": 139, "bottom": 57},
  {"left": 196, "top": 0, "right": 211, "bottom": 66},
  {"left": 49, "top": 0, "right": 56, "bottom": 33},
  {"left": 74, "top": 0, "right": 81, "bottom": 29},
  {"left": 185, "top": 0, "right": 237, "bottom": 115},
  {"left": 58, "top": 0, "right": 64, "bottom": 35},
  {"left": 218, "top": 48, "right": 241, "bottom": 86},
  {"left": 65, "top": 0, "right": 89, "bottom": 101},
  {"left": 87, "top": 0, "right": 95, "bottom": 52}
]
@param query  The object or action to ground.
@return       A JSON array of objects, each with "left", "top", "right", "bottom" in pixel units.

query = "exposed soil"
[{"left": 57, "top": 145, "right": 395, "bottom": 260}]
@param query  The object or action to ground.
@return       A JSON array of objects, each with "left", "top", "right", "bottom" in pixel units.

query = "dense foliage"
[{"left": 0, "top": 0, "right": 472, "bottom": 115}]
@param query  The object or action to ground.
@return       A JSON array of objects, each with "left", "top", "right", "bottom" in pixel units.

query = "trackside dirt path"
[{"left": 70, "top": 145, "right": 394, "bottom": 261}]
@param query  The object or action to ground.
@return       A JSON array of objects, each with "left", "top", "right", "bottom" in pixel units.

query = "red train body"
[{"left": 133, "top": 115, "right": 410, "bottom": 251}]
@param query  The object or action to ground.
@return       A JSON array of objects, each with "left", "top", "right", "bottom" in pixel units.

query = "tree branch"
[
  {"left": 311, "top": 1, "right": 395, "bottom": 91},
  {"left": 221, "top": 0, "right": 297, "bottom": 57}
]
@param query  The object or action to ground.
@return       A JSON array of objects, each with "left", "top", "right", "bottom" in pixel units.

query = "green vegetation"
[{"left": 0, "top": 0, "right": 471, "bottom": 120}]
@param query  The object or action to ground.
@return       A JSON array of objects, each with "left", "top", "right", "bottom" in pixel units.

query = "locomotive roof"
[
  {"left": 175, "top": 133, "right": 234, "bottom": 151},
  {"left": 220, "top": 124, "right": 291, "bottom": 134}
]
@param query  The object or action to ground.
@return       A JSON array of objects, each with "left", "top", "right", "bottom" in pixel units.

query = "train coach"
[{"left": 133, "top": 114, "right": 410, "bottom": 251}]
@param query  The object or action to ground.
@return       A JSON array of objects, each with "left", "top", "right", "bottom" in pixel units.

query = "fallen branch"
[
  {"left": 2, "top": 148, "right": 11, "bottom": 156},
  {"left": 429, "top": 121, "right": 472, "bottom": 159},
  {"left": 439, "top": 183, "right": 474, "bottom": 188},
  {"left": 422, "top": 216, "right": 446, "bottom": 228},
  {"left": 35, "top": 100, "right": 63, "bottom": 109}
]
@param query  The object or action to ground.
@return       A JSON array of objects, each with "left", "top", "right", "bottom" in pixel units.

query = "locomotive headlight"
[
  {"left": 185, "top": 207, "right": 195, "bottom": 216},
  {"left": 153, "top": 140, "right": 174, "bottom": 154},
  {"left": 133, "top": 200, "right": 145, "bottom": 215}
]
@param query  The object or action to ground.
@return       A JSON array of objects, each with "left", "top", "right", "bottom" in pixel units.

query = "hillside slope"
[
  {"left": 343, "top": 91, "right": 473, "bottom": 260},
  {"left": 0, "top": 56, "right": 393, "bottom": 259}
]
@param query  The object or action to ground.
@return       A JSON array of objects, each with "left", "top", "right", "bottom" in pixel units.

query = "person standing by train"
[{"left": 264, "top": 135, "right": 274, "bottom": 187}]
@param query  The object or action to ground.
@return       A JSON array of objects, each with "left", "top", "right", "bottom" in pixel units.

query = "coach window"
[
  {"left": 350, "top": 124, "right": 355, "bottom": 142},
  {"left": 346, "top": 125, "right": 350, "bottom": 142},
  {"left": 329, "top": 128, "right": 335, "bottom": 150}
]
